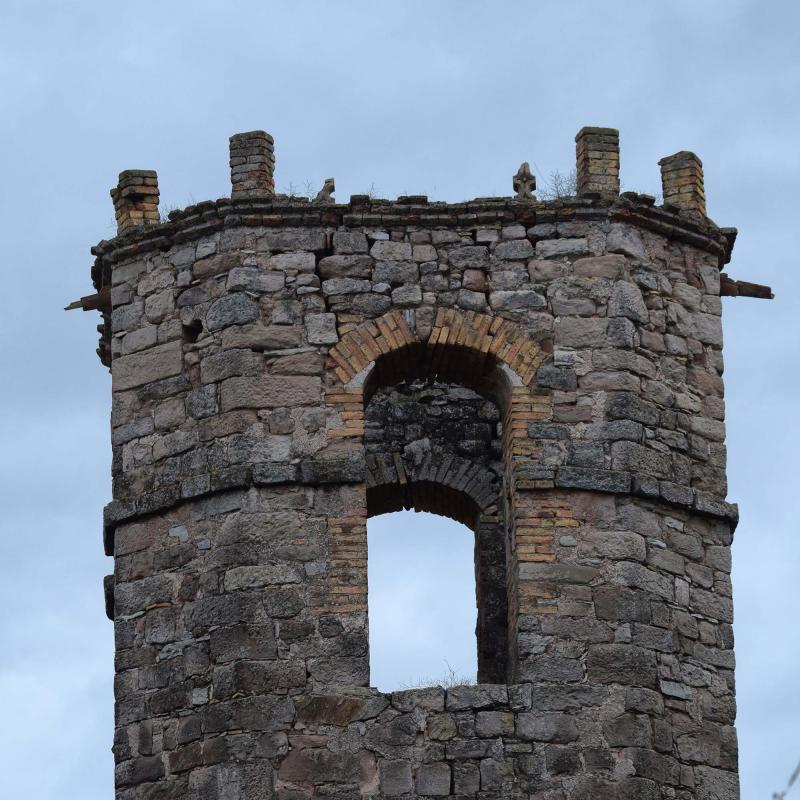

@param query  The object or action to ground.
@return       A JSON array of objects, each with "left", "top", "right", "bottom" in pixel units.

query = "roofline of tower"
[{"left": 89, "top": 193, "right": 734, "bottom": 292}]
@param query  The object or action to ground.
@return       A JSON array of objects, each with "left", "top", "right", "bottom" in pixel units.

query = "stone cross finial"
[
  {"left": 513, "top": 162, "right": 536, "bottom": 200},
  {"left": 313, "top": 177, "right": 335, "bottom": 204}
]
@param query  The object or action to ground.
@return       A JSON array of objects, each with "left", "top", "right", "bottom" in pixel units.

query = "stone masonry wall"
[{"left": 87, "top": 128, "right": 742, "bottom": 799}]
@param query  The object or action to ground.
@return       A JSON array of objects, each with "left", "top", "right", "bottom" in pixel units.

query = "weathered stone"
[
  {"left": 517, "top": 713, "right": 579, "bottom": 743},
  {"left": 607, "top": 223, "right": 647, "bottom": 260},
  {"left": 475, "top": 710, "right": 514, "bottom": 737},
  {"left": 609, "top": 281, "right": 648, "bottom": 322},
  {"left": 220, "top": 376, "right": 321, "bottom": 410},
  {"left": 536, "top": 238, "right": 590, "bottom": 259},
  {"left": 333, "top": 231, "right": 369, "bottom": 254},
  {"left": 380, "top": 760, "right": 413, "bottom": 796},
  {"left": 221, "top": 323, "right": 304, "bottom": 350},
  {"left": 112, "top": 341, "right": 183, "bottom": 391},
  {"left": 370, "top": 241, "right": 412, "bottom": 260},
  {"left": 536, "top": 365, "right": 577, "bottom": 391},
  {"left": 489, "top": 290, "right": 546, "bottom": 311},
  {"left": 201, "top": 349, "right": 263, "bottom": 382},
  {"left": 304, "top": 313, "right": 338, "bottom": 344},
  {"left": 226, "top": 267, "right": 284, "bottom": 293},
  {"left": 319, "top": 254, "right": 373, "bottom": 278},
  {"left": 448, "top": 245, "right": 489, "bottom": 269},
  {"left": 415, "top": 762, "right": 450, "bottom": 796},
  {"left": 205, "top": 293, "right": 260, "bottom": 331},
  {"left": 694, "top": 766, "right": 739, "bottom": 800},
  {"left": 555, "top": 316, "right": 607, "bottom": 348},
  {"left": 457, "top": 288, "right": 487, "bottom": 310},
  {"left": 573, "top": 254, "right": 625, "bottom": 278},
  {"left": 494, "top": 239, "right": 534, "bottom": 260},
  {"left": 322, "top": 277, "right": 371, "bottom": 296},
  {"left": 447, "top": 684, "right": 507, "bottom": 711},
  {"left": 391, "top": 687, "right": 445, "bottom": 712},
  {"left": 372, "top": 261, "right": 419, "bottom": 287},
  {"left": 518, "top": 562, "right": 598, "bottom": 584},
  {"left": 587, "top": 644, "right": 658, "bottom": 688},
  {"left": 186, "top": 385, "right": 218, "bottom": 419},
  {"left": 611, "top": 441, "right": 671, "bottom": 479},
  {"left": 391, "top": 285, "right": 422, "bottom": 306},
  {"left": 556, "top": 467, "right": 630, "bottom": 493},
  {"left": 462, "top": 268, "right": 486, "bottom": 291}
]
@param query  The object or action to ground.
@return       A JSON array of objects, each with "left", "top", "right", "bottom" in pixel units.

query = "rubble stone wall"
[{"left": 88, "top": 128, "right": 741, "bottom": 799}]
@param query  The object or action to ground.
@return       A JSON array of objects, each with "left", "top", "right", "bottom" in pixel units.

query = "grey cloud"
[{"left": 0, "top": 1, "right": 798, "bottom": 797}]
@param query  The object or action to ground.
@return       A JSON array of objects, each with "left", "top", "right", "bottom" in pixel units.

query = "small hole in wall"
[
  {"left": 368, "top": 510, "right": 477, "bottom": 692},
  {"left": 182, "top": 320, "right": 203, "bottom": 343}
]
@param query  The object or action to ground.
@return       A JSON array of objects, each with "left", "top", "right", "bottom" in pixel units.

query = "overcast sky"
[{"left": 0, "top": 1, "right": 798, "bottom": 797}]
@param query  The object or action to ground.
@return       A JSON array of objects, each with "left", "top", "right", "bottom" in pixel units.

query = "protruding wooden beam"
[
  {"left": 720, "top": 274, "right": 774, "bottom": 299},
  {"left": 65, "top": 286, "right": 111, "bottom": 312}
]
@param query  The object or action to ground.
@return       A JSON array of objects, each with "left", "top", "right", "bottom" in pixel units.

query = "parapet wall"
[{"left": 85, "top": 127, "right": 744, "bottom": 799}]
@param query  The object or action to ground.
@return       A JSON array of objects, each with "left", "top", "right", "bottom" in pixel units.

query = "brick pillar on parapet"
[
  {"left": 110, "top": 170, "right": 160, "bottom": 235},
  {"left": 229, "top": 130, "right": 275, "bottom": 198},
  {"left": 659, "top": 151, "right": 707, "bottom": 217},
  {"left": 575, "top": 126, "right": 620, "bottom": 198}
]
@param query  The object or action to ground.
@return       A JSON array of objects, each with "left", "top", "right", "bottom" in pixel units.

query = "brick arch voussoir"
[
  {"left": 365, "top": 451, "right": 500, "bottom": 528},
  {"left": 327, "top": 307, "right": 547, "bottom": 389}
]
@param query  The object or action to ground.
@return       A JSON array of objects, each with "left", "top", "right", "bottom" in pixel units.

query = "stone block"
[
  {"left": 587, "top": 644, "right": 658, "bottom": 688},
  {"left": 415, "top": 762, "right": 450, "bottom": 796},
  {"left": 609, "top": 281, "right": 648, "bottom": 322},
  {"left": 489, "top": 289, "right": 546, "bottom": 311},
  {"left": 517, "top": 713, "right": 579, "bottom": 743},
  {"left": 603, "top": 713, "right": 652, "bottom": 746},
  {"left": 391, "top": 687, "right": 445, "bottom": 712},
  {"left": 220, "top": 376, "right": 321, "bottom": 410},
  {"left": 554, "top": 316, "right": 607, "bottom": 348},
  {"left": 370, "top": 240, "right": 412, "bottom": 260},
  {"left": 333, "top": 231, "right": 369, "bottom": 254},
  {"left": 494, "top": 239, "right": 533, "bottom": 260},
  {"left": 391, "top": 285, "right": 422, "bottom": 306},
  {"left": 536, "top": 238, "right": 590, "bottom": 259},
  {"left": 263, "top": 230, "right": 326, "bottom": 254},
  {"left": 205, "top": 293, "right": 260, "bottom": 331},
  {"left": 380, "top": 760, "right": 413, "bottom": 796},
  {"left": 448, "top": 245, "right": 489, "bottom": 268},
  {"left": 475, "top": 710, "right": 514, "bottom": 737},
  {"left": 226, "top": 267, "right": 284, "bottom": 293},
  {"left": 572, "top": 255, "right": 628, "bottom": 279},
  {"left": 305, "top": 313, "right": 338, "bottom": 344},
  {"left": 322, "top": 277, "right": 371, "bottom": 295},
  {"left": 607, "top": 224, "right": 647, "bottom": 260},
  {"left": 112, "top": 340, "right": 183, "bottom": 391},
  {"left": 446, "top": 684, "right": 507, "bottom": 711},
  {"left": 221, "top": 323, "right": 304, "bottom": 350},
  {"left": 462, "top": 268, "right": 486, "bottom": 291},
  {"left": 457, "top": 288, "right": 486, "bottom": 310}
]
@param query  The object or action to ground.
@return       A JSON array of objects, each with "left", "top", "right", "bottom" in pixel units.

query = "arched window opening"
[
  {"left": 363, "top": 378, "right": 510, "bottom": 685},
  {"left": 361, "top": 341, "right": 513, "bottom": 412},
  {"left": 368, "top": 510, "right": 478, "bottom": 692},
  {"left": 326, "top": 308, "right": 550, "bottom": 689}
]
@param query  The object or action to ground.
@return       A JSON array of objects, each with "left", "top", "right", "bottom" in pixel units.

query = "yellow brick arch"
[{"left": 327, "top": 307, "right": 548, "bottom": 391}]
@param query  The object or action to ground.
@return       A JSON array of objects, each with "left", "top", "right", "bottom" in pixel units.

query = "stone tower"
[{"left": 77, "top": 126, "right": 771, "bottom": 799}]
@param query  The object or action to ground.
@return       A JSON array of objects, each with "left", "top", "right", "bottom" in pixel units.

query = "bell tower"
[{"left": 75, "top": 125, "right": 770, "bottom": 798}]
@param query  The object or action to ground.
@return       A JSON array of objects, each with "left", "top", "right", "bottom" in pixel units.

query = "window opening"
[{"left": 367, "top": 510, "right": 477, "bottom": 692}]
